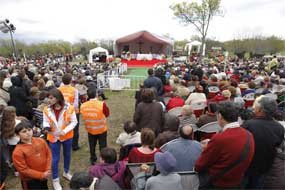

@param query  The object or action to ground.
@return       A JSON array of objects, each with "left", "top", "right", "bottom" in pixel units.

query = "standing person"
[
  {"left": 43, "top": 88, "right": 77, "bottom": 190},
  {"left": 195, "top": 102, "right": 255, "bottom": 189},
  {"left": 12, "top": 121, "right": 52, "bottom": 190},
  {"left": 9, "top": 76, "right": 30, "bottom": 119},
  {"left": 80, "top": 88, "right": 110, "bottom": 165},
  {"left": 143, "top": 68, "right": 163, "bottom": 96},
  {"left": 242, "top": 96, "right": 285, "bottom": 189},
  {"left": 133, "top": 88, "right": 164, "bottom": 136},
  {"left": 58, "top": 73, "right": 80, "bottom": 151}
]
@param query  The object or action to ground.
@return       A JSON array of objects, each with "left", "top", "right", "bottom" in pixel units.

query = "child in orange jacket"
[{"left": 12, "top": 121, "right": 52, "bottom": 190}]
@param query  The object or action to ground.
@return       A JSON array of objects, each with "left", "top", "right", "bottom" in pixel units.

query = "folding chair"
[
  {"left": 178, "top": 171, "right": 199, "bottom": 190},
  {"left": 243, "top": 92, "right": 255, "bottom": 108},
  {"left": 190, "top": 101, "right": 207, "bottom": 118},
  {"left": 125, "top": 162, "right": 155, "bottom": 189},
  {"left": 126, "top": 162, "right": 156, "bottom": 177},
  {"left": 195, "top": 121, "right": 221, "bottom": 141},
  {"left": 168, "top": 107, "right": 183, "bottom": 117},
  {"left": 207, "top": 86, "right": 220, "bottom": 99}
]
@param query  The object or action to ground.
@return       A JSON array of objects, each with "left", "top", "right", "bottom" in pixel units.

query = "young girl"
[
  {"left": 1, "top": 106, "right": 22, "bottom": 176},
  {"left": 43, "top": 88, "right": 77, "bottom": 190},
  {"left": 128, "top": 128, "right": 159, "bottom": 163}
]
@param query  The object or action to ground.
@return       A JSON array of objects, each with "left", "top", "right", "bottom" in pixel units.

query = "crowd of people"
[{"left": 0, "top": 55, "right": 285, "bottom": 190}]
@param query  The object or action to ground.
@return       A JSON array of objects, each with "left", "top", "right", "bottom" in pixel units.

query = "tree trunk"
[{"left": 200, "top": 35, "right": 206, "bottom": 57}]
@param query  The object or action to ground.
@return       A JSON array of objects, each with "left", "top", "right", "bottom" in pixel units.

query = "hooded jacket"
[{"left": 88, "top": 161, "right": 126, "bottom": 188}]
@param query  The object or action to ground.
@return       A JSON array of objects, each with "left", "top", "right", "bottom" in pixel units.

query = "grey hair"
[{"left": 255, "top": 96, "right": 277, "bottom": 117}]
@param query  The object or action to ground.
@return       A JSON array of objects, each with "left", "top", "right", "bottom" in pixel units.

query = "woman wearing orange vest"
[
  {"left": 80, "top": 88, "right": 110, "bottom": 165},
  {"left": 43, "top": 88, "right": 77, "bottom": 190}
]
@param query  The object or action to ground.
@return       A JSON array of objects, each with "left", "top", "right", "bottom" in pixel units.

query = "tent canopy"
[
  {"left": 89, "top": 47, "right": 109, "bottom": 63},
  {"left": 114, "top": 30, "right": 173, "bottom": 56}
]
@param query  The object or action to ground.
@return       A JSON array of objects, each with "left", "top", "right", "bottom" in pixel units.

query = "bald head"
[{"left": 179, "top": 125, "right": 193, "bottom": 139}]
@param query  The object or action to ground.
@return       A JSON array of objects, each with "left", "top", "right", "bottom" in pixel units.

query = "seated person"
[
  {"left": 145, "top": 151, "right": 183, "bottom": 190},
  {"left": 242, "top": 81, "right": 256, "bottom": 97},
  {"left": 166, "top": 91, "right": 185, "bottom": 111},
  {"left": 161, "top": 125, "right": 202, "bottom": 171},
  {"left": 179, "top": 105, "right": 197, "bottom": 128},
  {"left": 70, "top": 172, "right": 97, "bottom": 190},
  {"left": 197, "top": 103, "right": 218, "bottom": 128},
  {"left": 88, "top": 147, "right": 126, "bottom": 188},
  {"left": 185, "top": 85, "right": 206, "bottom": 105},
  {"left": 128, "top": 128, "right": 159, "bottom": 163},
  {"left": 116, "top": 121, "right": 141, "bottom": 147},
  {"left": 210, "top": 89, "right": 231, "bottom": 103},
  {"left": 155, "top": 113, "right": 180, "bottom": 148}
]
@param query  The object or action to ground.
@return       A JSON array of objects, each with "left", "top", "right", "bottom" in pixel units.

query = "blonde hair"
[
  {"left": 1, "top": 106, "right": 16, "bottom": 139},
  {"left": 182, "top": 105, "right": 193, "bottom": 116},
  {"left": 222, "top": 90, "right": 231, "bottom": 98}
]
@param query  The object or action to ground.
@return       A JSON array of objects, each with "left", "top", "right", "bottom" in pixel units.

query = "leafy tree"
[{"left": 170, "top": 0, "right": 223, "bottom": 56}]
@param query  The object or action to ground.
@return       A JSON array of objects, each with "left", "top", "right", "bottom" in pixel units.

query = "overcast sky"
[{"left": 0, "top": 0, "right": 284, "bottom": 43}]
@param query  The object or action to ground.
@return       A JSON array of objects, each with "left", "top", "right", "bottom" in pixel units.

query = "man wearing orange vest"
[
  {"left": 80, "top": 88, "right": 110, "bottom": 165},
  {"left": 58, "top": 73, "right": 80, "bottom": 151}
]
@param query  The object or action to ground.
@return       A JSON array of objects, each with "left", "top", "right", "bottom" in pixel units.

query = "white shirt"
[
  {"left": 185, "top": 92, "right": 207, "bottom": 105},
  {"left": 116, "top": 131, "right": 141, "bottom": 146},
  {"left": 222, "top": 121, "right": 240, "bottom": 132}
]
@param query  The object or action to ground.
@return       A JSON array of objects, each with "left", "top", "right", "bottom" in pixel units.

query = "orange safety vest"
[
  {"left": 43, "top": 104, "right": 75, "bottom": 142},
  {"left": 80, "top": 99, "right": 107, "bottom": 135},
  {"left": 58, "top": 85, "right": 79, "bottom": 113}
]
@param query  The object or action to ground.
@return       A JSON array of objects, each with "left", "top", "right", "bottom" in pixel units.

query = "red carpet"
[{"left": 121, "top": 59, "right": 167, "bottom": 68}]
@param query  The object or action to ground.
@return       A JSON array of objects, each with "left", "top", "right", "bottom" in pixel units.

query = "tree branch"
[{"left": 181, "top": 13, "right": 203, "bottom": 35}]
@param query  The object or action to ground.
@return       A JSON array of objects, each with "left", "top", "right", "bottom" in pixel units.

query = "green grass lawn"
[
  {"left": 127, "top": 67, "right": 148, "bottom": 76},
  {"left": 5, "top": 66, "right": 146, "bottom": 189},
  {"left": 5, "top": 90, "right": 135, "bottom": 190}
]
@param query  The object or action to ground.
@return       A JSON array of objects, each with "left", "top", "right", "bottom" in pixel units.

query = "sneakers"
[
  {"left": 52, "top": 178, "right": 62, "bottom": 190},
  {"left": 63, "top": 172, "right": 72, "bottom": 181}
]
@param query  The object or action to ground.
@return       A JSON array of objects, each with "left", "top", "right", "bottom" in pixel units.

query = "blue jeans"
[{"left": 50, "top": 139, "right": 72, "bottom": 179}]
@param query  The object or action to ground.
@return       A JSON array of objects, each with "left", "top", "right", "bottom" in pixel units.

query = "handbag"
[{"left": 198, "top": 131, "right": 251, "bottom": 189}]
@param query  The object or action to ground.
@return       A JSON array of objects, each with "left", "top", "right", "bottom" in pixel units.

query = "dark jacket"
[
  {"left": 243, "top": 116, "right": 284, "bottom": 175},
  {"left": 9, "top": 76, "right": 31, "bottom": 118},
  {"left": 143, "top": 76, "right": 163, "bottom": 96},
  {"left": 133, "top": 102, "right": 164, "bottom": 135},
  {"left": 263, "top": 147, "right": 285, "bottom": 189}
]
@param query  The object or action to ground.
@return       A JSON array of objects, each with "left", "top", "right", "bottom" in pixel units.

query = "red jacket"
[
  {"left": 195, "top": 127, "right": 255, "bottom": 187},
  {"left": 166, "top": 96, "right": 185, "bottom": 111}
]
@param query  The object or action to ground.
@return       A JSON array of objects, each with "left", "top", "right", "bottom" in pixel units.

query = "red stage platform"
[{"left": 121, "top": 59, "right": 167, "bottom": 68}]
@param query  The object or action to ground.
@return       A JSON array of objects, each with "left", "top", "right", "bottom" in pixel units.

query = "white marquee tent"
[
  {"left": 89, "top": 47, "right": 109, "bottom": 63},
  {"left": 185, "top": 40, "right": 207, "bottom": 56}
]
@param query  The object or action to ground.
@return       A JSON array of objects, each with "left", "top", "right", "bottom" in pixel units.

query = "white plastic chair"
[
  {"left": 178, "top": 171, "right": 199, "bottom": 190},
  {"left": 197, "top": 121, "right": 222, "bottom": 133},
  {"left": 168, "top": 107, "right": 183, "bottom": 117}
]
